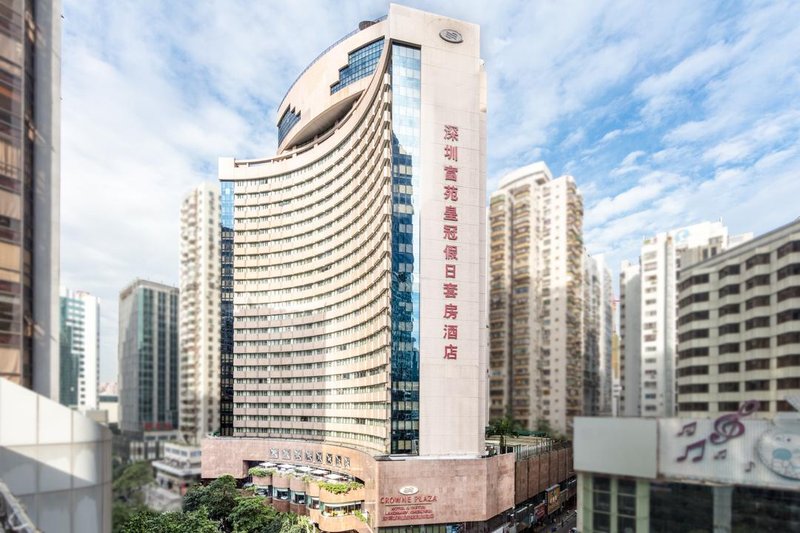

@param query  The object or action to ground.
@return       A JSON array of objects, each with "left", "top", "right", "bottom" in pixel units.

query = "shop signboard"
[{"left": 546, "top": 484, "right": 561, "bottom": 514}]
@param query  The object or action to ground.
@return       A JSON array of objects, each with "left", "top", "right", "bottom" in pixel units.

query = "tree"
[
  {"left": 535, "top": 418, "right": 553, "bottom": 436},
  {"left": 112, "top": 462, "right": 155, "bottom": 533},
  {"left": 486, "top": 416, "right": 521, "bottom": 453},
  {"left": 121, "top": 507, "right": 218, "bottom": 532},
  {"left": 280, "top": 514, "right": 315, "bottom": 533},
  {"left": 113, "top": 462, "right": 153, "bottom": 507},
  {"left": 182, "top": 475, "right": 239, "bottom": 530},
  {"left": 229, "top": 497, "right": 282, "bottom": 533}
]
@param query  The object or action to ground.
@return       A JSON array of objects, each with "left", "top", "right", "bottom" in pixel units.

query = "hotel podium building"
[{"left": 203, "top": 5, "right": 576, "bottom": 532}]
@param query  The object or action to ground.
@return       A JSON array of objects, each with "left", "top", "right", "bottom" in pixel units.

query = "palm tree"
[{"left": 486, "top": 416, "right": 521, "bottom": 453}]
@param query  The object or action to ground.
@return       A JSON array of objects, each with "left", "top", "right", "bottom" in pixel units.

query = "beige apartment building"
[
  {"left": 179, "top": 183, "right": 221, "bottom": 444},
  {"left": 676, "top": 218, "right": 800, "bottom": 418},
  {"left": 488, "top": 163, "right": 586, "bottom": 435}
]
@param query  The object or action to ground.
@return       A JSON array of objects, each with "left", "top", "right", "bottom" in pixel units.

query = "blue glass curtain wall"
[
  {"left": 220, "top": 181, "right": 235, "bottom": 435},
  {"left": 331, "top": 39, "right": 384, "bottom": 94},
  {"left": 390, "top": 43, "right": 421, "bottom": 454}
]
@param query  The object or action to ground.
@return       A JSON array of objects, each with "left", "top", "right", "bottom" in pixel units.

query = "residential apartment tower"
[
  {"left": 179, "top": 183, "right": 221, "bottom": 443},
  {"left": 488, "top": 162, "right": 585, "bottom": 435}
]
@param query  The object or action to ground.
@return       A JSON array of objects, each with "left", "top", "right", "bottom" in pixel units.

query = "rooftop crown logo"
[{"left": 439, "top": 29, "right": 463, "bottom": 43}]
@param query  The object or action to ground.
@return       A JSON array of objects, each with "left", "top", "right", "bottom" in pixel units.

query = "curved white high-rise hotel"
[
  {"left": 203, "top": 6, "right": 543, "bottom": 531},
  {"left": 219, "top": 4, "right": 487, "bottom": 457}
]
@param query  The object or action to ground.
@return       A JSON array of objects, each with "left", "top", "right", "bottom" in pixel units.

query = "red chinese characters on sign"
[
  {"left": 443, "top": 283, "right": 458, "bottom": 299},
  {"left": 444, "top": 344, "right": 458, "bottom": 360},
  {"left": 443, "top": 304, "right": 458, "bottom": 319},
  {"left": 443, "top": 325, "right": 458, "bottom": 340},
  {"left": 442, "top": 125, "right": 460, "bottom": 361}
]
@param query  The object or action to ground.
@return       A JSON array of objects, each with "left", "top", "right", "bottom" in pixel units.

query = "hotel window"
[
  {"left": 777, "top": 241, "right": 800, "bottom": 258},
  {"left": 719, "top": 283, "right": 740, "bottom": 297},
  {"left": 745, "top": 295, "right": 770, "bottom": 310},
  {"left": 745, "top": 380, "right": 770, "bottom": 392},
  {"left": 745, "top": 316, "right": 770, "bottom": 330},
  {"left": 745, "top": 253, "right": 771, "bottom": 269},
  {"left": 777, "top": 263, "right": 800, "bottom": 280},
  {"left": 777, "top": 354, "right": 800, "bottom": 368},
  {"left": 745, "top": 274, "right": 771, "bottom": 289},
  {"left": 778, "top": 309, "right": 800, "bottom": 323},
  {"left": 719, "top": 264, "right": 741, "bottom": 278}
]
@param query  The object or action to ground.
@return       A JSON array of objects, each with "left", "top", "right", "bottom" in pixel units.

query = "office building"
[
  {"left": 0, "top": 377, "right": 112, "bottom": 533},
  {"left": 676, "top": 218, "right": 800, "bottom": 418},
  {"left": 202, "top": 6, "right": 581, "bottom": 531},
  {"left": 118, "top": 279, "right": 179, "bottom": 460},
  {"left": 0, "top": 0, "right": 61, "bottom": 400},
  {"left": 59, "top": 288, "right": 100, "bottom": 409},
  {"left": 619, "top": 221, "right": 752, "bottom": 418},
  {"left": 179, "top": 183, "right": 220, "bottom": 444},
  {"left": 574, "top": 415, "right": 800, "bottom": 532},
  {"left": 488, "top": 162, "right": 585, "bottom": 435}
]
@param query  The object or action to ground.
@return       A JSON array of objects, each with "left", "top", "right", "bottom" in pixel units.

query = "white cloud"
[
  {"left": 587, "top": 171, "right": 686, "bottom": 226},
  {"left": 59, "top": 0, "right": 800, "bottom": 379}
]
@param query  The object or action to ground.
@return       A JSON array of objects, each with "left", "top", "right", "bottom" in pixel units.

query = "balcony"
[{"left": 310, "top": 509, "right": 370, "bottom": 533}]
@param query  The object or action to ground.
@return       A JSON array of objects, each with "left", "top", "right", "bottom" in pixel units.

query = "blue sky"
[{"left": 59, "top": 0, "right": 800, "bottom": 380}]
